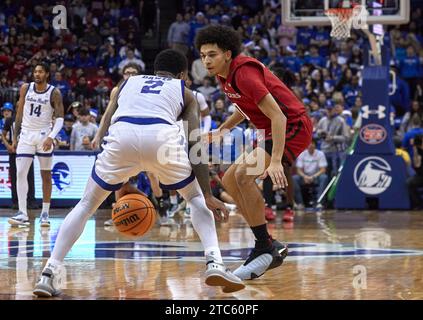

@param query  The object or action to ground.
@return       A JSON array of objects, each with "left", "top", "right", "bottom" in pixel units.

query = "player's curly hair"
[
  {"left": 34, "top": 62, "right": 50, "bottom": 74},
  {"left": 154, "top": 49, "right": 188, "bottom": 76},
  {"left": 195, "top": 25, "right": 241, "bottom": 58}
]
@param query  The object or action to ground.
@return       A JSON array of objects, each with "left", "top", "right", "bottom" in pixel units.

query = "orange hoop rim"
[{"left": 325, "top": 5, "right": 363, "bottom": 22}]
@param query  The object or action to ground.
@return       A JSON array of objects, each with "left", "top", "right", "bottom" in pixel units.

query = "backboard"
[{"left": 282, "top": 0, "right": 410, "bottom": 26}]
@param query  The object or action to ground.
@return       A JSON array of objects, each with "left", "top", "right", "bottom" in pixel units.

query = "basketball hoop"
[{"left": 325, "top": 5, "right": 369, "bottom": 39}]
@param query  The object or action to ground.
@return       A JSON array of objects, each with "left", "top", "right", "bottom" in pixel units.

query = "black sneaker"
[{"left": 233, "top": 241, "right": 288, "bottom": 280}]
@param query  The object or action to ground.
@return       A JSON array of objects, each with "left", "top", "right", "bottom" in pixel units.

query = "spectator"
[
  {"left": 56, "top": 114, "right": 74, "bottom": 150},
  {"left": 70, "top": 108, "right": 98, "bottom": 151},
  {"left": 118, "top": 49, "right": 145, "bottom": 72},
  {"left": 293, "top": 139, "right": 328, "bottom": 210},
  {"left": 167, "top": 13, "right": 190, "bottom": 55},
  {"left": 390, "top": 65, "right": 411, "bottom": 117},
  {"left": 400, "top": 100, "right": 423, "bottom": 137},
  {"left": 398, "top": 45, "right": 421, "bottom": 98},
  {"left": 402, "top": 114, "right": 423, "bottom": 157},
  {"left": 316, "top": 104, "right": 351, "bottom": 178},
  {"left": 90, "top": 108, "right": 98, "bottom": 125},
  {"left": 197, "top": 76, "right": 218, "bottom": 103},
  {"left": 407, "top": 135, "right": 423, "bottom": 209},
  {"left": 191, "top": 56, "right": 208, "bottom": 87}
]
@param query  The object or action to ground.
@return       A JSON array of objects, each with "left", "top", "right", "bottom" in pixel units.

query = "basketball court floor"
[{"left": 0, "top": 208, "right": 422, "bottom": 300}]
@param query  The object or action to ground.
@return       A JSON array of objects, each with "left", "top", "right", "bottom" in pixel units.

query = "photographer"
[
  {"left": 407, "top": 134, "right": 423, "bottom": 209},
  {"left": 316, "top": 103, "right": 351, "bottom": 178}
]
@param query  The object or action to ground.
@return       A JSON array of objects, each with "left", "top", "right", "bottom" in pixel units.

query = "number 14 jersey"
[{"left": 22, "top": 82, "right": 55, "bottom": 131}]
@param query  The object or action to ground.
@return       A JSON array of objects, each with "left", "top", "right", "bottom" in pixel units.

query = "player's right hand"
[
  {"left": 91, "top": 137, "right": 100, "bottom": 150},
  {"left": 205, "top": 194, "right": 229, "bottom": 222}
]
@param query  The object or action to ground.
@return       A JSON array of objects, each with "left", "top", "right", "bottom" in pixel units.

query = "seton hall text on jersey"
[
  {"left": 141, "top": 75, "right": 172, "bottom": 81},
  {"left": 26, "top": 96, "right": 49, "bottom": 105}
]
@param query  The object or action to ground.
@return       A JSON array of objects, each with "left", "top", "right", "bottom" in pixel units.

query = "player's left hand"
[
  {"left": 259, "top": 162, "right": 288, "bottom": 189},
  {"left": 42, "top": 137, "right": 54, "bottom": 151},
  {"left": 205, "top": 194, "right": 229, "bottom": 222}
]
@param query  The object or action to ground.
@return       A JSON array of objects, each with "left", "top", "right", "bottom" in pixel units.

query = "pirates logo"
[
  {"left": 354, "top": 157, "right": 392, "bottom": 195},
  {"left": 52, "top": 162, "right": 71, "bottom": 192}
]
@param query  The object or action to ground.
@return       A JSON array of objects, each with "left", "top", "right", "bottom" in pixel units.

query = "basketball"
[{"left": 111, "top": 194, "right": 156, "bottom": 237}]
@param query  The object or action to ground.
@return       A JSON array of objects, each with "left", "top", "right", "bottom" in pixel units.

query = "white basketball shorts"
[
  {"left": 16, "top": 127, "right": 54, "bottom": 170},
  {"left": 92, "top": 118, "right": 194, "bottom": 191}
]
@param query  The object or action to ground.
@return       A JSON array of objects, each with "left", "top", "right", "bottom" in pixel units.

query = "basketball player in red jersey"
[{"left": 196, "top": 25, "right": 312, "bottom": 280}]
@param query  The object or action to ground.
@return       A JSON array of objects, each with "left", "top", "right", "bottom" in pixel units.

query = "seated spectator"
[
  {"left": 118, "top": 49, "right": 145, "bottom": 73},
  {"left": 88, "top": 66, "right": 113, "bottom": 91},
  {"left": 394, "top": 135, "right": 414, "bottom": 177},
  {"left": 197, "top": 76, "right": 218, "bottom": 103},
  {"left": 70, "top": 108, "right": 98, "bottom": 151},
  {"left": 402, "top": 114, "right": 423, "bottom": 158},
  {"left": 56, "top": 114, "right": 74, "bottom": 150},
  {"left": 407, "top": 135, "right": 423, "bottom": 209},
  {"left": 293, "top": 139, "right": 328, "bottom": 210},
  {"left": 400, "top": 100, "right": 423, "bottom": 137},
  {"left": 90, "top": 108, "right": 98, "bottom": 125}
]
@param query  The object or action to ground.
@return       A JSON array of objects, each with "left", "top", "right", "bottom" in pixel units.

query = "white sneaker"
[
  {"left": 167, "top": 204, "right": 179, "bottom": 218},
  {"left": 33, "top": 267, "right": 62, "bottom": 297},
  {"left": 294, "top": 203, "right": 305, "bottom": 210},
  {"left": 39, "top": 212, "right": 50, "bottom": 228},
  {"left": 316, "top": 203, "right": 324, "bottom": 211},
  {"left": 183, "top": 207, "right": 191, "bottom": 219},
  {"left": 104, "top": 218, "right": 114, "bottom": 226},
  {"left": 159, "top": 216, "right": 173, "bottom": 226},
  {"left": 224, "top": 203, "right": 237, "bottom": 211},
  {"left": 205, "top": 261, "right": 245, "bottom": 293},
  {"left": 8, "top": 212, "right": 30, "bottom": 227}
]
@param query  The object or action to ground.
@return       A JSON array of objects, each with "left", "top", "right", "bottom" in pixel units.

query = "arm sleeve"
[
  {"left": 234, "top": 64, "right": 269, "bottom": 105},
  {"left": 48, "top": 118, "right": 64, "bottom": 139}
]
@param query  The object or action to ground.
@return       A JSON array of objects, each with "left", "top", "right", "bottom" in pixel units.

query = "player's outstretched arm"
[
  {"left": 92, "top": 86, "right": 119, "bottom": 149},
  {"left": 181, "top": 88, "right": 229, "bottom": 221},
  {"left": 13, "top": 83, "right": 29, "bottom": 148}
]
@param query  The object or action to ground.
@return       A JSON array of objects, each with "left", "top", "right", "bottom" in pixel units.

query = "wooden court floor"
[{"left": 0, "top": 208, "right": 422, "bottom": 300}]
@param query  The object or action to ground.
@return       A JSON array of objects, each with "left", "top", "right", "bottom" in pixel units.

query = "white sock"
[
  {"left": 205, "top": 247, "right": 223, "bottom": 264},
  {"left": 178, "top": 180, "right": 223, "bottom": 264},
  {"left": 16, "top": 156, "right": 33, "bottom": 216},
  {"left": 170, "top": 194, "right": 178, "bottom": 205},
  {"left": 50, "top": 177, "right": 110, "bottom": 262},
  {"left": 42, "top": 202, "right": 50, "bottom": 215},
  {"left": 45, "top": 258, "right": 63, "bottom": 271}
]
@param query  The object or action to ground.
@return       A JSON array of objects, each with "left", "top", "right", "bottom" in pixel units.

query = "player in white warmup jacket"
[
  {"left": 9, "top": 63, "right": 64, "bottom": 228},
  {"left": 33, "top": 49, "right": 245, "bottom": 297}
]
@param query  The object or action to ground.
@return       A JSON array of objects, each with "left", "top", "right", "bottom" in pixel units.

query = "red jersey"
[{"left": 217, "top": 55, "right": 306, "bottom": 139}]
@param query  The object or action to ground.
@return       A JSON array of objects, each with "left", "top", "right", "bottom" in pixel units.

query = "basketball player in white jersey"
[
  {"left": 92, "top": 63, "right": 167, "bottom": 226},
  {"left": 9, "top": 63, "right": 64, "bottom": 228},
  {"left": 33, "top": 49, "right": 244, "bottom": 297}
]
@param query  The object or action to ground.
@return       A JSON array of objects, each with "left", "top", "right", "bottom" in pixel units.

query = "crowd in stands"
[{"left": 1, "top": 0, "right": 423, "bottom": 211}]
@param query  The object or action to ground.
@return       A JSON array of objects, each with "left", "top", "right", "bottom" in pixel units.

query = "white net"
[{"left": 325, "top": 5, "right": 368, "bottom": 39}]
